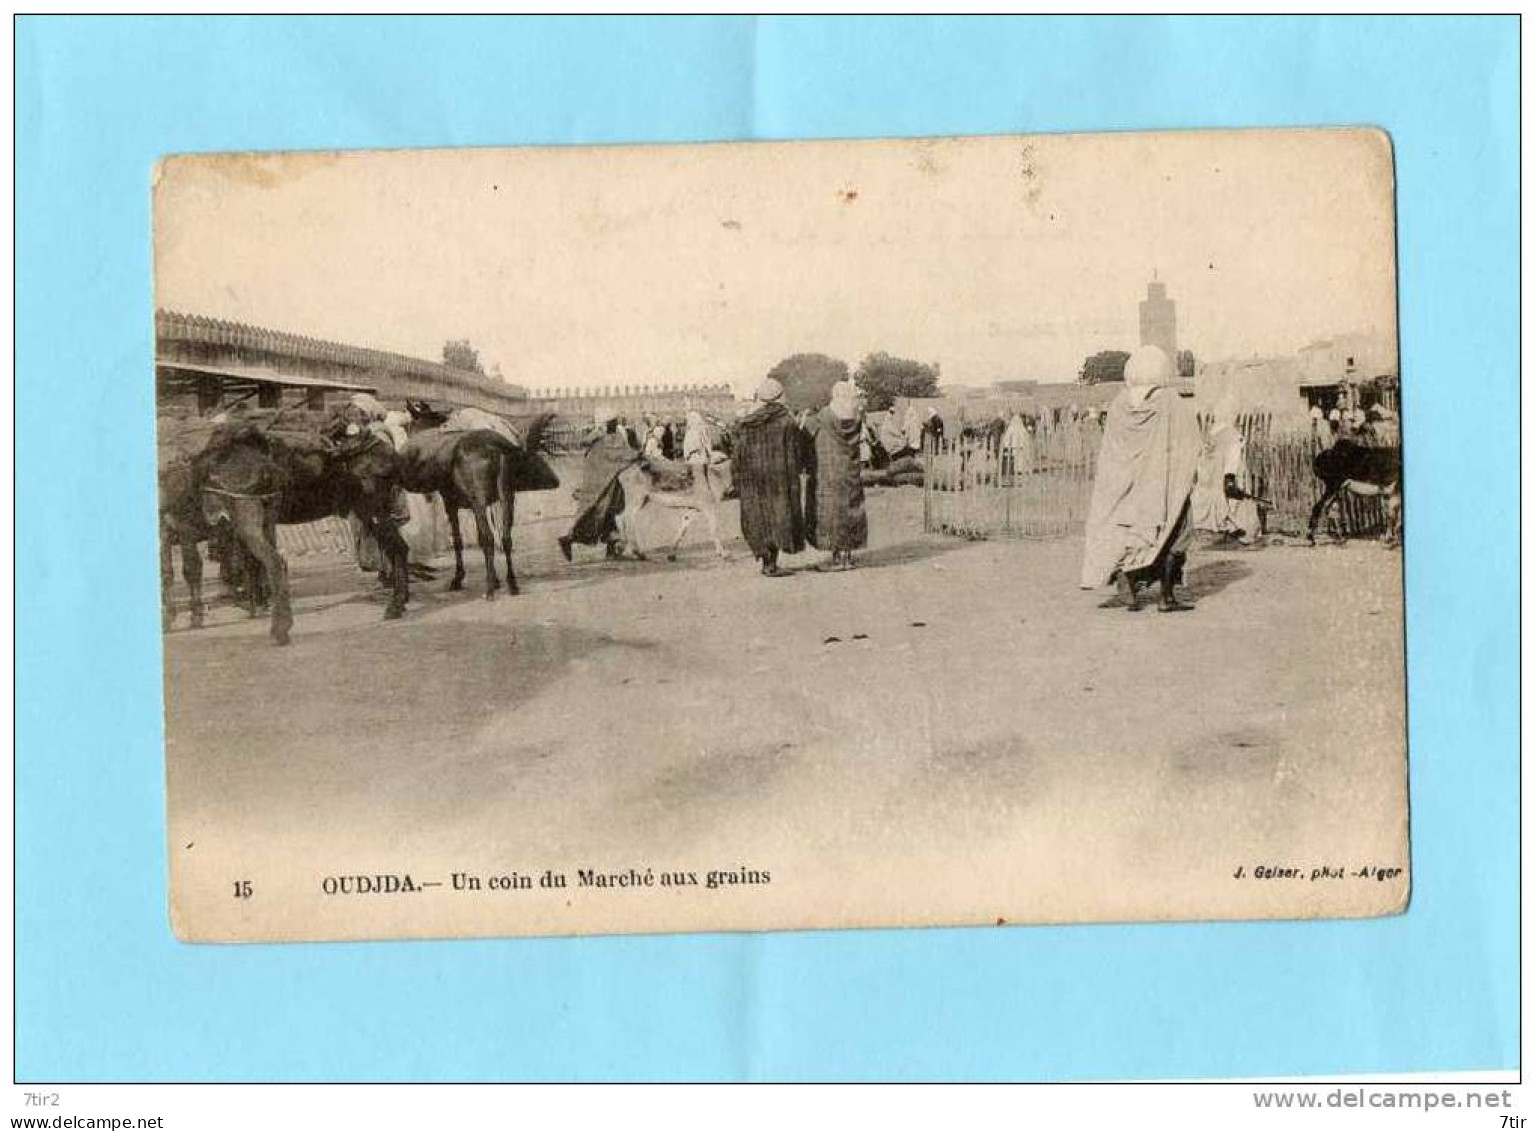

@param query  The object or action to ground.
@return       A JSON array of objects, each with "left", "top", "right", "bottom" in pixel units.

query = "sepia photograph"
[{"left": 154, "top": 128, "right": 1409, "bottom": 942}]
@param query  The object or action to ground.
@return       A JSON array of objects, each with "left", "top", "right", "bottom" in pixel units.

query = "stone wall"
[{"left": 526, "top": 382, "right": 738, "bottom": 424}]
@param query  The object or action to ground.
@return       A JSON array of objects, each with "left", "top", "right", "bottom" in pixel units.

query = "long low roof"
[
  {"left": 156, "top": 360, "right": 377, "bottom": 394},
  {"left": 155, "top": 311, "right": 528, "bottom": 399},
  {"left": 1296, "top": 373, "right": 1398, "bottom": 389}
]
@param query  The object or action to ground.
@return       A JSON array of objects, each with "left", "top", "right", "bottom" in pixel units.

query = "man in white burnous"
[{"left": 1079, "top": 345, "right": 1202, "bottom": 613}]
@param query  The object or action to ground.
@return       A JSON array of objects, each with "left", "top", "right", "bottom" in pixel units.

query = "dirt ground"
[{"left": 163, "top": 487, "right": 1410, "bottom": 941}]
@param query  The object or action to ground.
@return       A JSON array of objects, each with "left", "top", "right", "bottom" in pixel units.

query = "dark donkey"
[
  {"left": 159, "top": 415, "right": 274, "bottom": 630},
  {"left": 397, "top": 409, "right": 560, "bottom": 599},
  {"left": 194, "top": 420, "right": 410, "bottom": 644},
  {"left": 1307, "top": 437, "right": 1403, "bottom": 546},
  {"left": 160, "top": 460, "right": 265, "bottom": 630},
  {"left": 160, "top": 459, "right": 220, "bottom": 630}
]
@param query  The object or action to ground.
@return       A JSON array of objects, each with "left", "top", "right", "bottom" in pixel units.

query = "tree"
[
  {"left": 1078, "top": 349, "right": 1131, "bottom": 385},
  {"left": 852, "top": 352, "right": 941, "bottom": 412},
  {"left": 765, "top": 352, "right": 849, "bottom": 411},
  {"left": 443, "top": 339, "right": 485, "bottom": 374},
  {"left": 1177, "top": 349, "right": 1196, "bottom": 378}
]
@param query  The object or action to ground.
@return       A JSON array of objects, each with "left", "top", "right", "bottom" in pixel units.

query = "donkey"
[
  {"left": 159, "top": 458, "right": 214, "bottom": 630},
  {"left": 159, "top": 436, "right": 298, "bottom": 630},
  {"left": 612, "top": 454, "right": 736, "bottom": 562},
  {"left": 159, "top": 476, "right": 263, "bottom": 630},
  {"left": 1307, "top": 437, "right": 1402, "bottom": 547},
  {"left": 396, "top": 410, "right": 560, "bottom": 598},
  {"left": 193, "top": 421, "right": 410, "bottom": 645}
]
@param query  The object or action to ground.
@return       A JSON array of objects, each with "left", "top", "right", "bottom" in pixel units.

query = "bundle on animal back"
[
  {"left": 397, "top": 412, "right": 560, "bottom": 494},
  {"left": 159, "top": 407, "right": 346, "bottom": 526},
  {"left": 160, "top": 407, "right": 310, "bottom": 473},
  {"left": 158, "top": 411, "right": 222, "bottom": 473},
  {"left": 637, "top": 455, "right": 699, "bottom": 494}
]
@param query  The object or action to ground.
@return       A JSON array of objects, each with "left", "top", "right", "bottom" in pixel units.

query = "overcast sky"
[{"left": 155, "top": 128, "right": 1397, "bottom": 394}]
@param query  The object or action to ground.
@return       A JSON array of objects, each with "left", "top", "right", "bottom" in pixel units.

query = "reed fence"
[
  {"left": 922, "top": 422, "right": 1102, "bottom": 539},
  {"left": 922, "top": 416, "right": 1400, "bottom": 541},
  {"left": 274, "top": 503, "right": 516, "bottom": 561},
  {"left": 275, "top": 516, "right": 356, "bottom": 557}
]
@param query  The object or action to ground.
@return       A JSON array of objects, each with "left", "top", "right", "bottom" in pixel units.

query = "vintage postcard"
[{"left": 155, "top": 128, "right": 1407, "bottom": 942}]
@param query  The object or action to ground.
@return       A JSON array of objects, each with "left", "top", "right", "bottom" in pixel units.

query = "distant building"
[
  {"left": 1296, "top": 333, "right": 1395, "bottom": 386},
  {"left": 1138, "top": 278, "right": 1178, "bottom": 357},
  {"left": 1195, "top": 354, "right": 1309, "bottom": 421},
  {"left": 991, "top": 379, "right": 1040, "bottom": 395},
  {"left": 1196, "top": 332, "right": 1398, "bottom": 425}
]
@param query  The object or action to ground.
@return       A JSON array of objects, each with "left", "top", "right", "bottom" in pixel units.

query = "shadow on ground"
[
  {"left": 164, "top": 620, "right": 657, "bottom": 753},
  {"left": 1182, "top": 558, "right": 1253, "bottom": 600},
  {"left": 807, "top": 537, "right": 971, "bottom": 572}
]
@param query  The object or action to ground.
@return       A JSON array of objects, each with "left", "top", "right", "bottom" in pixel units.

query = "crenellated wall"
[{"left": 526, "top": 382, "right": 738, "bottom": 424}]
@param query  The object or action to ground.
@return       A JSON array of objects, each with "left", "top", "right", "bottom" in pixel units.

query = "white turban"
[
  {"left": 1124, "top": 345, "right": 1175, "bottom": 388},
  {"left": 755, "top": 377, "right": 784, "bottom": 403},
  {"left": 829, "top": 380, "right": 860, "bottom": 420}
]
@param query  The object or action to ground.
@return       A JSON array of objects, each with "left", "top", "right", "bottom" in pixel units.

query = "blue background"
[{"left": 15, "top": 16, "right": 1518, "bottom": 1081}]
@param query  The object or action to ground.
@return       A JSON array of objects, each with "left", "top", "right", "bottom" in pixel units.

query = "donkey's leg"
[
  {"left": 499, "top": 491, "right": 519, "bottom": 595},
  {"left": 231, "top": 540, "right": 259, "bottom": 616},
  {"left": 231, "top": 502, "right": 291, "bottom": 645},
  {"left": 665, "top": 508, "right": 695, "bottom": 561},
  {"left": 443, "top": 497, "right": 466, "bottom": 590},
  {"left": 235, "top": 538, "right": 264, "bottom": 617},
  {"left": 215, "top": 525, "right": 260, "bottom": 617},
  {"left": 1381, "top": 485, "right": 1403, "bottom": 547},
  {"left": 160, "top": 530, "right": 177, "bottom": 630},
  {"left": 248, "top": 541, "right": 270, "bottom": 612},
  {"left": 1307, "top": 485, "right": 1340, "bottom": 544},
  {"left": 372, "top": 515, "right": 411, "bottom": 620},
  {"left": 495, "top": 452, "right": 520, "bottom": 593},
  {"left": 672, "top": 471, "right": 724, "bottom": 559},
  {"left": 259, "top": 509, "right": 292, "bottom": 644},
  {"left": 700, "top": 490, "right": 728, "bottom": 560},
  {"left": 181, "top": 540, "right": 205, "bottom": 629},
  {"left": 470, "top": 503, "right": 500, "bottom": 599}
]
